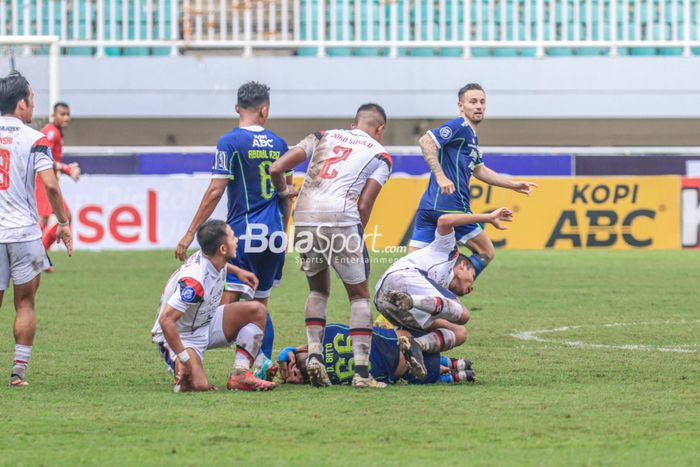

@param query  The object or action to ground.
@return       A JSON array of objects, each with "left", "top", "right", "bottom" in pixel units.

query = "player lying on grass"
[
  {"left": 276, "top": 323, "right": 476, "bottom": 385},
  {"left": 151, "top": 219, "right": 276, "bottom": 392},
  {"left": 375, "top": 208, "right": 513, "bottom": 354}
]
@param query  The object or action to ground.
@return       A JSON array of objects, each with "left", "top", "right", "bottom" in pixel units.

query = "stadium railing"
[{"left": 1, "top": 0, "right": 699, "bottom": 57}]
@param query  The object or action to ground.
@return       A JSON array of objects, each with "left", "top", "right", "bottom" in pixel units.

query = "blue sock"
[
  {"left": 261, "top": 312, "right": 274, "bottom": 358},
  {"left": 468, "top": 254, "right": 486, "bottom": 278},
  {"left": 440, "top": 356, "right": 450, "bottom": 367}
]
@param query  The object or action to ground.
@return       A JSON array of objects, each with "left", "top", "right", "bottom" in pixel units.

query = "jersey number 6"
[{"left": 320, "top": 145, "right": 352, "bottom": 179}]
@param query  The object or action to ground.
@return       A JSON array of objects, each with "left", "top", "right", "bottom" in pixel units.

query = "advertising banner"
[
  {"left": 367, "top": 176, "right": 681, "bottom": 250},
  {"left": 60, "top": 175, "right": 681, "bottom": 250},
  {"left": 681, "top": 177, "right": 700, "bottom": 248}
]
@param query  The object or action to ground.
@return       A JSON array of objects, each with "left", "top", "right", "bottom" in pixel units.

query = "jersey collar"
[{"left": 240, "top": 125, "right": 264, "bottom": 132}]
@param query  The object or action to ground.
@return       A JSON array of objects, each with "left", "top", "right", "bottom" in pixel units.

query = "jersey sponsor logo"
[
  {"left": 0, "top": 136, "right": 12, "bottom": 144},
  {"left": 47, "top": 130, "right": 56, "bottom": 141},
  {"left": 439, "top": 126, "right": 452, "bottom": 139},
  {"left": 252, "top": 134, "right": 274, "bottom": 148},
  {"left": 178, "top": 277, "right": 204, "bottom": 303}
]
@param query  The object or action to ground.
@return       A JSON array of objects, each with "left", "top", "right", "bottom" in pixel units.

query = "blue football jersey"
[
  {"left": 211, "top": 125, "right": 289, "bottom": 235},
  {"left": 417, "top": 117, "right": 484, "bottom": 213},
  {"left": 322, "top": 324, "right": 400, "bottom": 385}
]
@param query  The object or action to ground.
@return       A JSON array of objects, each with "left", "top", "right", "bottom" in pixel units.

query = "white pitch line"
[{"left": 510, "top": 320, "right": 700, "bottom": 354}]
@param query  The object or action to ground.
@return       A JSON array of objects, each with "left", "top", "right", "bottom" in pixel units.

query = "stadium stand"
[{"left": 2, "top": 0, "right": 700, "bottom": 57}]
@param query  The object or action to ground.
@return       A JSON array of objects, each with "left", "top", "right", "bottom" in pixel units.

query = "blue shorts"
[
  {"left": 370, "top": 327, "right": 401, "bottom": 385},
  {"left": 225, "top": 236, "right": 285, "bottom": 300},
  {"left": 409, "top": 209, "right": 483, "bottom": 249}
]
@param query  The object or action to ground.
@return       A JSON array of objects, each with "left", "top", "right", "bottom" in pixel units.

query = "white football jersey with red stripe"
[
  {"left": 0, "top": 116, "right": 54, "bottom": 243},
  {"left": 151, "top": 251, "right": 226, "bottom": 339},
  {"left": 292, "top": 129, "right": 392, "bottom": 226}
]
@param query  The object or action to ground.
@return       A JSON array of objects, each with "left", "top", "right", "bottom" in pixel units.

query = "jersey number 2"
[
  {"left": 0, "top": 149, "right": 9, "bottom": 190},
  {"left": 320, "top": 146, "right": 352, "bottom": 179}
]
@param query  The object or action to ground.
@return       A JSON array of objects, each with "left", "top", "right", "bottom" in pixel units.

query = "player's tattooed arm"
[
  {"left": 473, "top": 164, "right": 538, "bottom": 195},
  {"left": 419, "top": 133, "right": 455, "bottom": 195}
]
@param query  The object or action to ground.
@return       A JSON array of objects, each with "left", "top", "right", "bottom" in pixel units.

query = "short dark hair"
[
  {"left": 196, "top": 219, "right": 229, "bottom": 256},
  {"left": 237, "top": 81, "right": 270, "bottom": 109},
  {"left": 456, "top": 253, "right": 475, "bottom": 271},
  {"left": 354, "top": 103, "right": 387, "bottom": 126},
  {"left": 458, "top": 83, "right": 485, "bottom": 100},
  {"left": 0, "top": 71, "right": 30, "bottom": 115},
  {"left": 53, "top": 101, "right": 69, "bottom": 112}
]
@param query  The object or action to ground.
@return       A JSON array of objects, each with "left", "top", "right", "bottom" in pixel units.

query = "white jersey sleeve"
[
  {"left": 367, "top": 154, "right": 391, "bottom": 186},
  {"left": 293, "top": 132, "right": 322, "bottom": 160},
  {"left": 0, "top": 116, "right": 54, "bottom": 242}
]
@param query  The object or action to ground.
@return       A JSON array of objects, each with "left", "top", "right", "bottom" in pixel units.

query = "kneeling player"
[
  {"left": 277, "top": 323, "right": 475, "bottom": 385},
  {"left": 375, "top": 208, "right": 512, "bottom": 354},
  {"left": 152, "top": 219, "right": 275, "bottom": 392}
]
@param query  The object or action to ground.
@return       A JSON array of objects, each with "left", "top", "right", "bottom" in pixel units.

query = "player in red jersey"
[{"left": 36, "top": 102, "right": 80, "bottom": 256}]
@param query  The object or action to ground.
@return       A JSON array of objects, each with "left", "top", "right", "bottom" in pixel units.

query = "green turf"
[{"left": 1, "top": 250, "right": 699, "bottom": 466}]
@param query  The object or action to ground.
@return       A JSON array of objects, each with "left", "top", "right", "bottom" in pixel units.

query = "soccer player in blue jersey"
[
  {"left": 176, "top": 81, "right": 293, "bottom": 360},
  {"left": 276, "top": 324, "right": 476, "bottom": 385},
  {"left": 409, "top": 83, "right": 537, "bottom": 277}
]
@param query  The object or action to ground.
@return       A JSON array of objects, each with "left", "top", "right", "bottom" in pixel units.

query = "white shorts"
[
  {"left": 0, "top": 239, "right": 51, "bottom": 290},
  {"left": 295, "top": 224, "right": 369, "bottom": 285},
  {"left": 155, "top": 305, "right": 230, "bottom": 373},
  {"left": 375, "top": 268, "right": 457, "bottom": 331}
]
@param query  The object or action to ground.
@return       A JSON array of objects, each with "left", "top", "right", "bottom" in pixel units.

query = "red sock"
[{"left": 42, "top": 223, "right": 58, "bottom": 250}]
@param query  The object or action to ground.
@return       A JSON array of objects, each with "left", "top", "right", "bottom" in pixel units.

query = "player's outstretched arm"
[
  {"left": 175, "top": 178, "right": 228, "bottom": 261},
  {"left": 270, "top": 147, "right": 306, "bottom": 197},
  {"left": 38, "top": 168, "right": 73, "bottom": 256},
  {"left": 419, "top": 133, "right": 455, "bottom": 195},
  {"left": 436, "top": 207, "right": 513, "bottom": 236},
  {"left": 473, "top": 165, "right": 538, "bottom": 195}
]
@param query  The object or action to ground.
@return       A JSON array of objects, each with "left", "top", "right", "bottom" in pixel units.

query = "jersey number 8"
[{"left": 0, "top": 149, "right": 10, "bottom": 190}]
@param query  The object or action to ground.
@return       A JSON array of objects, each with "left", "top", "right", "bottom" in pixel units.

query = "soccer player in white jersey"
[
  {"left": 0, "top": 71, "right": 72, "bottom": 386},
  {"left": 152, "top": 219, "right": 276, "bottom": 392},
  {"left": 375, "top": 208, "right": 512, "bottom": 358},
  {"left": 269, "top": 103, "right": 392, "bottom": 389}
]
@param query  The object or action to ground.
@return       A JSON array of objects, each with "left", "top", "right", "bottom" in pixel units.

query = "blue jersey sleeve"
[
  {"left": 212, "top": 136, "right": 235, "bottom": 179},
  {"left": 429, "top": 118, "right": 470, "bottom": 148}
]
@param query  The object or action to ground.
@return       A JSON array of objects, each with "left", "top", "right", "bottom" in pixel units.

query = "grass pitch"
[{"left": 1, "top": 249, "right": 699, "bottom": 466}]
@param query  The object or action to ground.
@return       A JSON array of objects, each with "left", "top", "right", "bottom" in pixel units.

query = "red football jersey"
[{"left": 40, "top": 122, "right": 63, "bottom": 163}]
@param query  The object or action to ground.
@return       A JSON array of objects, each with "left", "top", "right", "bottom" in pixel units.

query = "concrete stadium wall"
[{"left": 8, "top": 55, "right": 700, "bottom": 120}]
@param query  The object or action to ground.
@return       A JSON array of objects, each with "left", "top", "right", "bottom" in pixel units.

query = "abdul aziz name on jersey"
[{"left": 247, "top": 149, "right": 282, "bottom": 160}]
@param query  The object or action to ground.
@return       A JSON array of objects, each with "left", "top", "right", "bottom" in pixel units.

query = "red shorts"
[{"left": 36, "top": 177, "right": 70, "bottom": 219}]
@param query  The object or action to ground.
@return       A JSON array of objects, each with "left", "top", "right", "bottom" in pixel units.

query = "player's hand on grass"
[
  {"left": 175, "top": 231, "right": 195, "bottom": 261},
  {"left": 513, "top": 181, "right": 538, "bottom": 196},
  {"left": 236, "top": 269, "right": 259, "bottom": 292},
  {"left": 68, "top": 162, "right": 81, "bottom": 181},
  {"left": 487, "top": 207, "right": 513, "bottom": 230},
  {"left": 56, "top": 224, "right": 73, "bottom": 256},
  {"left": 174, "top": 360, "right": 192, "bottom": 385},
  {"left": 435, "top": 172, "right": 455, "bottom": 195}
]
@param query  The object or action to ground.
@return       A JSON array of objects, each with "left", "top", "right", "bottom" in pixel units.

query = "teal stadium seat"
[
  {"left": 298, "top": 0, "right": 320, "bottom": 56},
  {"left": 326, "top": 0, "right": 353, "bottom": 56},
  {"left": 65, "top": 0, "right": 95, "bottom": 55}
]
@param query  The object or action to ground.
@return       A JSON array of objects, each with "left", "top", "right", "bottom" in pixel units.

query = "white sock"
[
  {"left": 305, "top": 291, "right": 328, "bottom": 357},
  {"left": 13, "top": 344, "right": 32, "bottom": 378},
  {"left": 349, "top": 298, "right": 372, "bottom": 370},
  {"left": 411, "top": 295, "right": 463, "bottom": 322},
  {"left": 415, "top": 329, "right": 457, "bottom": 352},
  {"left": 234, "top": 323, "right": 264, "bottom": 373}
]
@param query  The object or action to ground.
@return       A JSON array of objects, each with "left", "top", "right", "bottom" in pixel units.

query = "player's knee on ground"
[
  {"left": 460, "top": 306, "right": 470, "bottom": 324},
  {"left": 454, "top": 325, "right": 468, "bottom": 346}
]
